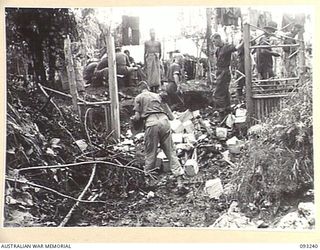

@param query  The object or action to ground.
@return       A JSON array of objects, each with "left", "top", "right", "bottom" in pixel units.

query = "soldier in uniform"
[
  {"left": 131, "top": 81, "right": 188, "bottom": 193},
  {"left": 144, "top": 29, "right": 162, "bottom": 92},
  {"left": 211, "top": 33, "right": 243, "bottom": 113}
]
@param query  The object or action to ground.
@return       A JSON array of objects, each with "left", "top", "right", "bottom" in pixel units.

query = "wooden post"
[
  {"left": 298, "top": 28, "right": 306, "bottom": 83},
  {"left": 64, "top": 36, "right": 79, "bottom": 115},
  {"left": 206, "top": 8, "right": 213, "bottom": 85},
  {"left": 243, "top": 23, "right": 254, "bottom": 124},
  {"left": 106, "top": 32, "right": 121, "bottom": 141}
]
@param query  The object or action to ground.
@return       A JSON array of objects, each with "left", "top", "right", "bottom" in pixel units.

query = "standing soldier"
[
  {"left": 211, "top": 33, "right": 243, "bottom": 114},
  {"left": 144, "top": 29, "right": 162, "bottom": 93},
  {"left": 256, "top": 21, "right": 281, "bottom": 79},
  {"left": 131, "top": 81, "right": 188, "bottom": 193},
  {"left": 166, "top": 54, "right": 184, "bottom": 108},
  {"left": 282, "top": 23, "right": 303, "bottom": 77}
]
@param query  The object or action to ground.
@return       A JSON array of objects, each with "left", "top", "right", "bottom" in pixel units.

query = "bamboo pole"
[
  {"left": 298, "top": 28, "right": 306, "bottom": 82},
  {"left": 64, "top": 36, "right": 80, "bottom": 115},
  {"left": 252, "top": 94, "right": 288, "bottom": 99},
  {"left": 252, "top": 77, "right": 299, "bottom": 83},
  {"left": 106, "top": 32, "right": 121, "bottom": 141},
  {"left": 248, "top": 24, "right": 304, "bottom": 42},
  {"left": 250, "top": 44, "right": 299, "bottom": 49},
  {"left": 5, "top": 176, "right": 105, "bottom": 204},
  {"left": 78, "top": 101, "right": 111, "bottom": 106},
  {"left": 243, "top": 23, "right": 254, "bottom": 124},
  {"left": 59, "top": 164, "right": 97, "bottom": 227},
  {"left": 206, "top": 8, "right": 213, "bottom": 85}
]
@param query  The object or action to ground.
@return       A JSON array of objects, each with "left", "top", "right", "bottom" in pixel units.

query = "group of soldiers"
[
  {"left": 213, "top": 20, "right": 303, "bottom": 113},
  {"left": 132, "top": 21, "right": 304, "bottom": 193},
  {"left": 81, "top": 21, "right": 303, "bottom": 193}
]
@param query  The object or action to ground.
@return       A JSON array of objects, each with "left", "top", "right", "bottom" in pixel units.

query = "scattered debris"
[
  {"left": 204, "top": 178, "right": 224, "bottom": 199},
  {"left": 184, "top": 149, "right": 199, "bottom": 177},
  {"left": 276, "top": 202, "right": 315, "bottom": 230},
  {"left": 74, "top": 139, "right": 88, "bottom": 151},
  {"left": 147, "top": 191, "right": 155, "bottom": 199},
  {"left": 210, "top": 201, "right": 256, "bottom": 229},
  {"left": 216, "top": 127, "right": 228, "bottom": 140}
]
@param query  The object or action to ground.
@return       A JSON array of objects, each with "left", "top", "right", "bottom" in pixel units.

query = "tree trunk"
[
  {"left": 29, "top": 34, "right": 47, "bottom": 85},
  {"left": 48, "top": 37, "right": 56, "bottom": 84},
  {"left": 206, "top": 8, "right": 213, "bottom": 84}
]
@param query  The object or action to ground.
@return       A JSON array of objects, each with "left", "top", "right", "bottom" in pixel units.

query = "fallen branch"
[
  {"left": 59, "top": 164, "right": 97, "bottom": 227},
  {"left": 39, "top": 84, "right": 73, "bottom": 99},
  {"left": 5, "top": 176, "right": 105, "bottom": 204},
  {"left": 57, "top": 121, "right": 84, "bottom": 153},
  {"left": 39, "top": 85, "right": 84, "bottom": 154},
  {"left": 17, "top": 160, "right": 145, "bottom": 174},
  {"left": 220, "top": 152, "right": 237, "bottom": 168},
  {"left": 84, "top": 108, "right": 93, "bottom": 148},
  {"left": 38, "top": 84, "right": 64, "bottom": 118}
]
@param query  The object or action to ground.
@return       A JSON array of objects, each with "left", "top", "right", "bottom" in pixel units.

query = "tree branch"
[
  {"left": 5, "top": 176, "right": 106, "bottom": 204},
  {"left": 17, "top": 160, "right": 145, "bottom": 174},
  {"left": 38, "top": 83, "right": 64, "bottom": 118},
  {"left": 59, "top": 164, "right": 97, "bottom": 227}
]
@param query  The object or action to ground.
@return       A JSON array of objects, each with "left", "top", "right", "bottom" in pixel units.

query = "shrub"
[{"left": 233, "top": 78, "right": 313, "bottom": 209}]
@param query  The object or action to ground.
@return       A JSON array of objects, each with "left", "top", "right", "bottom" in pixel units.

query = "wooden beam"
[
  {"left": 64, "top": 36, "right": 79, "bottom": 115},
  {"left": 78, "top": 101, "right": 111, "bottom": 106},
  {"left": 252, "top": 77, "right": 299, "bottom": 82},
  {"left": 243, "top": 23, "right": 254, "bottom": 124},
  {"left": 106, "top": 32, "right": 121, "bottom": 141},
  {"left": 206, "top": 8, "right": 213, "bottom": 85},
  {"left": 252, "top": 94, "right": 288, "bottom": 99},
  {"left": 248, "top": 23, "right": 304, "bottom": 42},
  {"left": 298, "top": 28, "right": 306, "bottom": 82},
  {"left": 250, "top": 44, "right": 299, "bottom": 49},
  {"left": 40, "top": 84, "right": 73, "bottom": 99},
  {"left": 253, "top": 84, "right": 297, "bottom": 87}
]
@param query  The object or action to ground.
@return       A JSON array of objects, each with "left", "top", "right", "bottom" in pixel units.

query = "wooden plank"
[
  {"left": 264, "top": 98, "right": 268, "bottom": 118},
  {"left": 248, "top": 23, "right": 304, "bottom": 42},
  {"left": 206, "top": 8, "right": 213, "bottom": 85},
  {"left": 256, "top": 99, "right": 260, "bottom": 121},
  {"left": 250, "top": 44, "right": 299, "bottom": 49},
  {"left": 106, "top": 32, "right": 121, "bottom": 141},
  {"left": 252, "top": 94, "right": 288, "bottom": 99},
  {"left": 268, "top": 98, "right": 272, "bottom": 115},
  {"left": 252, "top": 77, "right": 299, "bottom": 83},
  {"left": 259, "top": 99, "right": 262, "bottom": 121},
  {"left": 272, "top": 99, "right": 275, "bottom": 114},
  {"left": 276, "top": 98, "right": 280, "bottom": 112},
  {"left": 64, "top": 36, "right": 79, "bottom": 115},
  {"left": 78, "top": 101, "right": 111, "bottom": 106},
  {"left": 261, "top": 99, "right": 264, "bottom": 120},
  {"left": 243, "top": 23, "right": 254, "bottom": 124},
  {"left": 103, "top": 104, "right": 109, "bottom": 134},
  {"left": 298, "top": 28, "right": 306, "bottom": 82},
  {"left": 252, "top": 87, "right": 296, "bottom": 92},
  {"left": 253, "top": 84, "right": 297, "bottom": 87}
]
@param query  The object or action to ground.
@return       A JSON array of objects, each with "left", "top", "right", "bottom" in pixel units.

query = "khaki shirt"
[{"left": 133, "top": 91, "right": 167, "bottom": 127}]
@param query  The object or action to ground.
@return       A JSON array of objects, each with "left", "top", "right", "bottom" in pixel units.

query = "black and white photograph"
[{"left": 4, "top": 6, "right": 314, "bottom": 229}]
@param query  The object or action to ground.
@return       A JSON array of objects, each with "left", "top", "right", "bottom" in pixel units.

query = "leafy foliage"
[
  {"left": 233, "top": 78, "right": 313, "bottom": 211},
  {"left": 6, "top": 8, "right": 78, "bottom": 85}
]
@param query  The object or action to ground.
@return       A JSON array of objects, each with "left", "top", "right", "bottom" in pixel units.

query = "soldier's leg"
[
  {"left": 213, "top": 70, "right": 225, "bottom": 109},
  {"left": 159, "top": 120, "right": 184, "bottom": 176},
  {"left": 224, "top": 71, "right": 232, "bottom": 110},
  {"left": 144, "top": 125, "right": 160, "bottom": 172}
]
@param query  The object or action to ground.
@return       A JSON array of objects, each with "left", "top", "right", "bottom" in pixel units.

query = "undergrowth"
[{"left": 232, "top": 77, "right": 313, "bottom": 212}]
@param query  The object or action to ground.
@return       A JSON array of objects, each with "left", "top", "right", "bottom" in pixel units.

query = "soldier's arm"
[
  {"left": 159, "top": 42, "right": 162, "bottom": 59},
  {"left": 132, "top": 96, "right": 142, "bottom": 120},
  {"left": 235, "top": 41, "right": 244, "bottom": 51},
  {"left": 144, "top": 42, "right": 148, "bottom": 65}
]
